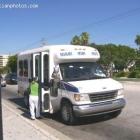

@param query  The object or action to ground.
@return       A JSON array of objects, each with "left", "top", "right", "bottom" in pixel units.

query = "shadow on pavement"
[
  {"left": 8, "top": 98, "right": 25, "bottom": 108},
  {"left": 8, "top": 98, "right": 31, "bottom": 119},
  {"left": 8, "top": 97, "right": 114, "bottom": 125},
  {"left": 75, "top": 114, "right": 113, "bottom": 125},
  {"left": 42, "top": 111, "right": 114, "bottom": 126},
  {"left": 17, "top": 106, "right": 31, "bottom": 119}
]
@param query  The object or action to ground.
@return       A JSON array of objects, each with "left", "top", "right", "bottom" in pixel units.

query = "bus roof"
[{"left": 18, "top": 45, "right": 97, "bottom": 56}]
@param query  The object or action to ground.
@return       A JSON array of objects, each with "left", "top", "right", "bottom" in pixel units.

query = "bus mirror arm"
[
  {"left": 50, "top": 79, "right": 60, "bottom": 88},
  {"left": 50, "top": 79, "right": 54, "bottom": 87},
  {"left": 41, "top": 82, "right": 50, "bottom": 91},
  {"left": 44, "top": 86, "right": 49, "bottom": 91}
]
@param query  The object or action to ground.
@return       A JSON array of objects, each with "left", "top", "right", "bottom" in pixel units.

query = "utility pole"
[{"left": 0, "top": 75, "right": 3, "bottom": 140}]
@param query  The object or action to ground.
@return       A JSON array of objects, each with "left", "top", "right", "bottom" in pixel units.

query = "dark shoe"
[{"left": 36, "top": 117, "right": 42, "bottom": 119}]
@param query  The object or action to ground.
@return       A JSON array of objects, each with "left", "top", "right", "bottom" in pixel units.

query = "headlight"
[
  {"left": 118, "top": 89, "right": 124, "bottom": 96},
  {"left": 74, "top": 94, "right": 80, "bottom": 101},
  {"left": 74, "top": 94, "right": 90, "bottom": 101}
]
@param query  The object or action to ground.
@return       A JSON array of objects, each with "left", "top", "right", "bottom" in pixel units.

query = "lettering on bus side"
[
  {"left": 91, "top": 52, "right": 98, "bottom": 56},
  {"left": 77, "top": 51, "right": 86, "bottom": 55},
  {"left": 60, "top": 52, "right": 72, "bottom": 56}
]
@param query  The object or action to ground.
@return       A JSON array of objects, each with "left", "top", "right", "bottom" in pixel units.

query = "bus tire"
[{"left": 61, "top": 100, "right": 76, "bottom": 125}]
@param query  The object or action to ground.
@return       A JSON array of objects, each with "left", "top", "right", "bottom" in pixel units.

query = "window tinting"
[
  {"left": 19, "top": 60, "right": 23, "bottom": 76},
  {"left": 60, "top": 62, "right": 107, "bottom": 82},
  {"left": 24, "top": 60, "right": 28, "bottom": 77},
  {"left": 43, "top": 54, "right": 49, "bottom": 85}
]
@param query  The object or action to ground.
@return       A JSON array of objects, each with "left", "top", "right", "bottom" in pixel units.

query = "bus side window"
[
  {"left": 35, "top": 57, "right": 38, "bottom": 77},
  {"left": 24, "top": 60, "right": 28, "bottom": 77},
  {"left": 19, "top": 60, "right": 23, "bottom": 76},
  {"left": 30, "top": 60, "right": 33, "bottom": 79},
  {"left": 35, "top": 55, "right": 41, "bottom": 80}
]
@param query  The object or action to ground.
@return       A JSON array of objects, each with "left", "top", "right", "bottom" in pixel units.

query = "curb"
[
  {"left": 119, "top": 81, "right": 140, "bottom": 85},
  {"left": 2, "top": 99, "right": 72, "bottom": 140}
]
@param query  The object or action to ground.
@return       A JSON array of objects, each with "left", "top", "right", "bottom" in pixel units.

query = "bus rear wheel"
[{"left": 24, "top": 92, "right": 29, "bottom": 109}]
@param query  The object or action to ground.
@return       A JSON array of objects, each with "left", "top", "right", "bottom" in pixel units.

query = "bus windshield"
[{"left": 59, "top": 62, "right": 107, "bottom": 82}]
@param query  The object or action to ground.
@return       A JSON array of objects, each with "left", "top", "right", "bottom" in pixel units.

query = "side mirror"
[
  {"left": 52, "top": 66, "right": 60, "bottom": 80},
  {"left": 50, "top": 79, "right": 60, "bottom": 97},
  {"left": 50, "top": 79, "right": 54, "bottom": 87},
  {"left": 50, "top": 79, "right": 60, "bottom": 87}
]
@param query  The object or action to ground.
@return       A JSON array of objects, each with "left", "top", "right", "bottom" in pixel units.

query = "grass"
[{"left": 114, "top": 77, "right": 140, "bottom": 82}]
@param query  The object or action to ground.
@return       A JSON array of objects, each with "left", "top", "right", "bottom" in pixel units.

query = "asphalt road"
[{"left": 1, "top": 82, "right": 140, "bottom": 140}]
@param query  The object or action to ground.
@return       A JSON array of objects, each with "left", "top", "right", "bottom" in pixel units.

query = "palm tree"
[
  {"left": 80, "top": 32, "right": 89, "bottom": 46},
  {"left": 70, "top": 35, "right": 81, "bottom": 45}
]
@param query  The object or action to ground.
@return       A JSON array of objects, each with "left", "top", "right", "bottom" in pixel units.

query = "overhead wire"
[{"left": 18, "top": 7, "right": 140, "bottom": 52}]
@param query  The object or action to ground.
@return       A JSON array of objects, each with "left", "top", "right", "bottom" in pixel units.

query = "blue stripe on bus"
[{"left": 60, "top": 81, "right": 79, "bottom": 93}]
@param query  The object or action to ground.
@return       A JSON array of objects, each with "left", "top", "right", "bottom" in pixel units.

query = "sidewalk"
[{"left": 2, "top": 100, "right": 72, "bottom": 140}]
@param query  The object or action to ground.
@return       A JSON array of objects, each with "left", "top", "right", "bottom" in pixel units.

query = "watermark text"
[{"left": 0, "top": 3, "right": 39, "bottom": 9}]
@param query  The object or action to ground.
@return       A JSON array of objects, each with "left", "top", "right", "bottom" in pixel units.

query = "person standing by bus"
[{"left": 29, "top": 77, "right": 40, "bottom": 120}]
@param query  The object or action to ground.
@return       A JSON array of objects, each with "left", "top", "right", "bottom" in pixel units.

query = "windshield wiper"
[{"left": 89, "top": 75, "right": 107, "bottom": 79}]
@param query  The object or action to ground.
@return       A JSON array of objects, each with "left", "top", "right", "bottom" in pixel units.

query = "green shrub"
[
  {"left": 128, "top": 71, "right": 137, "bottom": 78},
  {"left": 128, "top": 70, "right": 140, "bottom": 78},
  {"left": 136, "top": 72, "right": 140, "bottom": 78},
  {"left": 114, "top": 71, "right": 129, "bottom": 77}
]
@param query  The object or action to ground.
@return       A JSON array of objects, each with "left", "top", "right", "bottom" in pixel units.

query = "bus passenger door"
[
  {"left": 40, "top": 52, "right": 50, "bottom": 112},
  {"left": 33, "top": 53, "right": 41, "bottom": 80}
]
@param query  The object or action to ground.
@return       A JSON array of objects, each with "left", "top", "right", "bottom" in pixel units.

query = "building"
[{"left": 0, "top": 55, "right": 9, "bottom": 69}]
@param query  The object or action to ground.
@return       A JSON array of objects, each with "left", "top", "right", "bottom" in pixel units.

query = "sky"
[{"left": 0, "top": 0, "right": 140, "bottom": 54}]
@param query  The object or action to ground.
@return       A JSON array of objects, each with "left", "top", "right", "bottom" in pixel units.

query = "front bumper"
[{"left": 73, "top": 98, "right": 126, "bottom": 117}]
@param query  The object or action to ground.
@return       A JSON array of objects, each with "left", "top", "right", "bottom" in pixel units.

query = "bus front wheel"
[{"left": 61, "top": 100, "right": 76, "bottom": 125}]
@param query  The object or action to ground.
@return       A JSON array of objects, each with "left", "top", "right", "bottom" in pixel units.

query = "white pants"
[{"left": 29, "top": 95, "right": 40, "bottom": 119}]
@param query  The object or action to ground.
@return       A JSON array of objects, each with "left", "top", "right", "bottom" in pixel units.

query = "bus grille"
[{"left": 89, "top": 91, "right": 117, "bottom": 102}]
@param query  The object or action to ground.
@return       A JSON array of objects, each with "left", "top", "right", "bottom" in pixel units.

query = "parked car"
[
  {"left": 1, "top": 76, "right": 6, "bottom": 87},
  {"left": 5, "top": 73, "right": 17, "bottom": 84}
]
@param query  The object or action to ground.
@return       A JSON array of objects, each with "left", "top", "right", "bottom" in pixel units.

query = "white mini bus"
[{"left": 17, "top": 45, "right": 125, "bottom": 124}]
